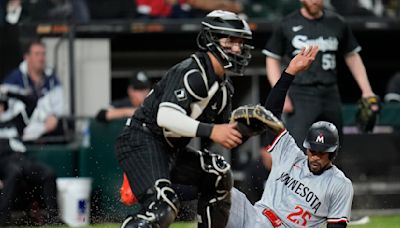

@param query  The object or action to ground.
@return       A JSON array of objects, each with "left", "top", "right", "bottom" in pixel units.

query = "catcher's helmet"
[
  {"left": 303, "top": 121, "right": 339, "bottom": 160},
  {"left": 197, "top": 10, "right": 253, "bottom": 75}
]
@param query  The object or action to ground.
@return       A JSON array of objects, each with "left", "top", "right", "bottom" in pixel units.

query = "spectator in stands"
[
  {"left": 384, "top": 72, "right": 400, "bottom": 103},
  {"left": 135, "top": 0, "right": 243, "bottom": 18},
  {"left": 186, "top": 0, "right": 243, "bottom": 17},
  {"left": 0, "top": 86, "right": 59, "bottom": 226},
  {"left": 47, "top": 0, "right": 90, "bottom": 23},
  {"left": 1, "top": 0, "right": 21, "bottom": 24},
  {"left": 329, "top": 0, "right": 384, "bottom": 17},
  {"left": 86, "top": 0, "right": 134, "bottom": 20},
  {"left": 96, "top": 71, "right": 152, "bottom": 123},
  {"left": 17, "top": 0, "right": 89, "bottom": 23},
  {"left": 70, "top": 0, "right": 90, "bottom": 23},
  {"left": 2, "top": 40, "right": 64, "bottom": 142},
  {"left": 244, "top": 0, "right": 300, "bottom": 19}
]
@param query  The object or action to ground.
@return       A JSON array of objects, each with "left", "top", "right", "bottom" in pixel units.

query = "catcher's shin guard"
[
  {"left": 121, "top": 179, "right": 180, "bottom": 228},
  {"left": 196, "top": 150, "right": 233, "bottom": 228}
]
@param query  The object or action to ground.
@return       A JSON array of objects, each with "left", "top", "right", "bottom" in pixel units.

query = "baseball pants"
[{"left": 226, "top": 188, "right": 274, "bottom": 228}]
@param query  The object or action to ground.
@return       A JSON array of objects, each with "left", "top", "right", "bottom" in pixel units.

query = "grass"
[
  {"left": 18, "top": 215, "right": 400, "bottom": 227},
  {"left": 347, "top": 215, "right": 400, "bottom": 228}
]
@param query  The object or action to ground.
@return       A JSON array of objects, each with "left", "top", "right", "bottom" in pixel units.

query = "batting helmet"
[
  {"left": 303, "top": 121, "right": 339, "bottom": 160},
  {"left": 197, "top": 10, "right": 253, "bottom": 75}
]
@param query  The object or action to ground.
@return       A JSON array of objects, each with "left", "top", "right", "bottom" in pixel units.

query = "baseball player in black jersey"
[
  {"left": 115, "top": 10, "right": 253, "bottom": 228},
  {"left": 263, "top": 0, "right": 376, "bottom": 148}
]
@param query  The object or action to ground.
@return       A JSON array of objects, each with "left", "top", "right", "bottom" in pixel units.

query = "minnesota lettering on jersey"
[{"left": 276, "top": 172, "right": 321, "bottom": 213}]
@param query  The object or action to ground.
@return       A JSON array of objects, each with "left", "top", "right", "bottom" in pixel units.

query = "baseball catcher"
[{"left": 115, "top": 10, "right": 252, "bottom": 228}]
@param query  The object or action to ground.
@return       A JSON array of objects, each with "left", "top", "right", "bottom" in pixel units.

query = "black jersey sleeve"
[
  {"left": 339, "top": 19, "right": 361, "bottom": 55},
  {"left": 95, "top": 109, "right": 107, "bottom": 122},
  {"left": 263, "top": 22, "right": 286, "bottom": 59}
]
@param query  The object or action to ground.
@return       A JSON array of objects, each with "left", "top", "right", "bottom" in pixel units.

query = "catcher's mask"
[
  {"left": 303, "top": 121, "right": 339, "bottom": 160},
  {"left": 197, "top": 10, "right": 253, "bottom": 75}
]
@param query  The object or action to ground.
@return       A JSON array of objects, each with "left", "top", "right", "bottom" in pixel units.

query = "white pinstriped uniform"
[{"left": 228, "top": 130, "right": 353, "bottom": 228}]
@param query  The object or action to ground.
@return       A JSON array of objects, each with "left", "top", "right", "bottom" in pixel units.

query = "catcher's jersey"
[
  {"left": 134, "top": 51, "right": 233, "bottom": 148},
  {"left": 263, "top": 10, "right": 360, "bottom": 85},
  {"left": 254, "top": 130, "right": 353, "bottom": 227}
]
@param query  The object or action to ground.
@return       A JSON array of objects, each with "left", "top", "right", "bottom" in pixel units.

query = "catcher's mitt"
[
  {"left": 230, "top": 105, "right": 284, "bottom": 137},
  {"left": 356, "top": 95, "right": 381, "bottom": 133}
]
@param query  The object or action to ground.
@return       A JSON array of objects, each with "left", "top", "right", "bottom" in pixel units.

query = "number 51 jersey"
[
  {"left": 255, "top": 130, "right": 353, "bottom": 227},
  {"left": 263, "top": 10, "right": 361, "bottom": 86}
]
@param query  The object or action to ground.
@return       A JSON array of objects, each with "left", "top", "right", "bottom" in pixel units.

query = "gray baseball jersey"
[{"left": 227, "top": 130, "right": 353, "bottom": 228}]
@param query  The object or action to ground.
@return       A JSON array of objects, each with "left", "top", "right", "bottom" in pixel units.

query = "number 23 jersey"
[
  {"left": 263, "top": 10, "right": 361, "bottom": 86},
  {"left": 255, "top": 130, "right": 353, "bottom": 227}
]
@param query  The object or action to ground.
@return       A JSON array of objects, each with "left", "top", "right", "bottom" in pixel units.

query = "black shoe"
[{"left": 122, "top": 216, "right": 154, "bottom": 228}]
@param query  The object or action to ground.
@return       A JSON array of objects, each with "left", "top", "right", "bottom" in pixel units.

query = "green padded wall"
[
  {"left": 26, "top": 143, "right": 79, "bottom": 177},
  {"left": 79, "top": 119, "right": 139, "bottom": 222}
]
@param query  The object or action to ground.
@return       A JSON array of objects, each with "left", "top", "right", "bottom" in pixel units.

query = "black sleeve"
[
  {"left": 264, "top": 71, "right": 294, "bottom": 118},
  {"left": 6, "top": 92, "right": 38, "bottom": 116},
  {"left": 339, "top": 19, "right": 360, "bottom": 55},
  {"left": 95, "top": 109, "right": 108, "bottom": 123},
  {"left": 327, "top": 222, "right": 347, "bottom": 228},
  {"left": 264, "top": 22, "right": 286, "bottom": 58}
]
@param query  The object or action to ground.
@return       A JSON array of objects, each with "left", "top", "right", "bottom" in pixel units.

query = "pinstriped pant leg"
[{"left": 115, "top": 125, "right": 172, "bottom": 199}]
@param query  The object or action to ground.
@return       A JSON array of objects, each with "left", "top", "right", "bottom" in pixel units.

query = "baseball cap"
[{"left": 129, "top": 71, "right": 152, "bottom": 90}]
